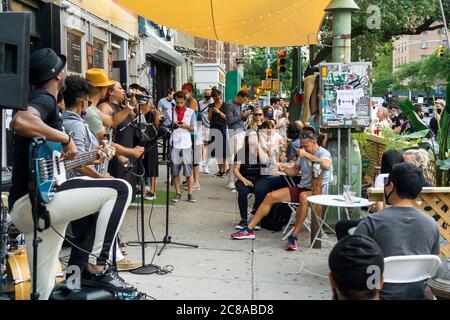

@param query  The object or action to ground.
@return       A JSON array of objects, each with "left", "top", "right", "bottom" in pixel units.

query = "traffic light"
[
  {"left": 437, "top": 45, "right": 444, "bottom": 57},
  {"left": 265, "top": 69, "right": 273, "bottom": 79},
  {"left": 277, "top": 50, "right": 287, "bottom": 74}
]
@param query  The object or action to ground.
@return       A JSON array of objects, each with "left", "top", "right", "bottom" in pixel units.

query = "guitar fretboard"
[{"left": 64, "top": 151, "right": 99, "bottom": 170}]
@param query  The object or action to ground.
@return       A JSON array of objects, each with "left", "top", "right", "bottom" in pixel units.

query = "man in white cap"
[{"left": 429, "top": 99, "right": 446, "bottom": 135}]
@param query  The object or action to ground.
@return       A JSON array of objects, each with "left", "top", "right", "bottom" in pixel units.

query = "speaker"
[{"left": 0, "top": 12, "right": 30, "bottom": 110}]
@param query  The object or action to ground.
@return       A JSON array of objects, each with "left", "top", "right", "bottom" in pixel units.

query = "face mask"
[
  {"left": 384, "top": 183, "right": 395, "bottom": 205},
  {"left": 204, "top": 95, "right": 211, "bottom": 100},
  {"left": 81, "top": 110, "right": 87, "bottom": 118},
  {"left": 267, "top": 112, "right": 273, "bottom": 118}
]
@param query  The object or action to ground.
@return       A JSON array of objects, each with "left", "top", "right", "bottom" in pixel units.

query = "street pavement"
[{"left": 116, "top": 163, "right": 334, "bottom": 300}]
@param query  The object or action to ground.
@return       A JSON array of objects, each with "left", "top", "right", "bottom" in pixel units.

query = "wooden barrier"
[
  {"left": 364, "top": 134, "right": 387, "bottom": 182},
  {"left": 369, "top": 187, "right": 450, "bottom": 257}
]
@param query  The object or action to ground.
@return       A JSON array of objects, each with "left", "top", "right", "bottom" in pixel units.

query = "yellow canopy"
[{"left": 116, "top": 0, "right": 330, "bottom": 47}]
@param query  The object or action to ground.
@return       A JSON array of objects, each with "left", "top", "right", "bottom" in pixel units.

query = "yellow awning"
[{"left": 116, "top": 0, "right": 330, "bottom": 47}]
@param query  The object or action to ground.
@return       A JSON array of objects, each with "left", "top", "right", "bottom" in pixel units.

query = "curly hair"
[
  {"left": 403, "top": 149, "right": 430, "bottom": 170},
  {"left": 63, "top": 75, "right": 93, "bottom": 109}
]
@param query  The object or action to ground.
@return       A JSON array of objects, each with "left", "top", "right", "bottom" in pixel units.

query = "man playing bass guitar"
[{"left": 8, "top": 48, "right": 135, "bottom": 299}]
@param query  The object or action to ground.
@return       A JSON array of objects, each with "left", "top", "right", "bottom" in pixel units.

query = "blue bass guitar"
[{"left": 30, "top": 138, "right": 115, "bottom": 204}]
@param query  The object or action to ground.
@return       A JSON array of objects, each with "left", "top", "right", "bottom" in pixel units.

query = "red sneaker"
[
  {"left": 286, "top": 234, "right": 298, "bottom": 251},
  {"left": 231, "top": 228, "right": 255, "bottom": 240}
]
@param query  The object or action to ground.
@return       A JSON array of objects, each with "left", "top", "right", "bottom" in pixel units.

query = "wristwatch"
[{"left": 62, "top": 133, "right": 71, "bottom": 146}]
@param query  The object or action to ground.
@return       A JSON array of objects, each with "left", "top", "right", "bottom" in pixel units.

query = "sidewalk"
[{"left": 119, "top": 165, "right": 334, "bottom": 300}]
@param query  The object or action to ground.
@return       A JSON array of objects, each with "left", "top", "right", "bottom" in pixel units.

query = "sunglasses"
[
  {"left": 253, "top": 113, "right": 263, "bottom": 116},
  {"left": 299, "top": 132, "right": 314, "bottom": 140}
]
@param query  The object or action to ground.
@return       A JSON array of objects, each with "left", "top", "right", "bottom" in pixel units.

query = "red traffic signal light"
[{"left": 277, "top": 50, "right": 287, "bottom": 74}]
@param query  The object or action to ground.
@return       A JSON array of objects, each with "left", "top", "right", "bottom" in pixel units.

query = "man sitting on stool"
[{"left": 231, "top": 127, "right": 331, "bottom": 251}]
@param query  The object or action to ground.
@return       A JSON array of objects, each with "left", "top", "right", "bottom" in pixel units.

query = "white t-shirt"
[{"left": 374, "top": 173, "right": 389, "bottom": 188}]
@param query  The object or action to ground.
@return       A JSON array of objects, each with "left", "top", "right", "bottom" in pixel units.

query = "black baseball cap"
[{"left": 329, "top": 235, "right": 384, "bottom": 291}]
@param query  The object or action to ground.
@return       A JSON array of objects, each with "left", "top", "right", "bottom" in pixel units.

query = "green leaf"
[
  {"left": 398, "top": 99, "right": 428, "bottom": 132},
  {"left": 437, "top": 158, "right": 450, "bottom": 171},
  {"left": 393, "top": 129, "right": 430, "bottom": 140}
]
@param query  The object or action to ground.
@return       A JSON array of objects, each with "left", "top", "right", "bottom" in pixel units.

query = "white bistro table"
[{"left": 297, "top": 194, "right": 373, "bottom": 278}]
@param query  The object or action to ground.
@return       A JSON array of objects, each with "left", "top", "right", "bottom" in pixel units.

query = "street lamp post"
[{"left": 325, "top": 0, "right": 360, "bottom": 63}]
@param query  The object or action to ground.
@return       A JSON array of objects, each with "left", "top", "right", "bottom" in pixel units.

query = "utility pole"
[
  {"left": 437, "top": 0, "right": 450, "bottom": 49},
  {"left": 325, "top": 0, "right": 360, "bottom": 63},
  {"left": 266, "top": 47, "right": 271, "bottom": 100}
]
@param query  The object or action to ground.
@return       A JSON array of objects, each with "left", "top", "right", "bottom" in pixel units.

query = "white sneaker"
[
  {"left": 226, "top": 181, "right": 236, "bottom": 190},
  {"left": 192, "top": 183, "right": 201, "bottom": 191}
]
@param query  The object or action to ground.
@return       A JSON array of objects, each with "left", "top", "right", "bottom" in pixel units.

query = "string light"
[{"left": 231, "top": 0, "right": 315, "bottom": 43}]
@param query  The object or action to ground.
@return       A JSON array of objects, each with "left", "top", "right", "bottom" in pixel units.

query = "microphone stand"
[
  {"left": 146, "top": 104, "right": 198, "bottom": 256},
  {"left": 128, "top": 103, "right": 159, "bottom": 275},
  {"left": 128, "top": 104, "right": 197, "bottom": 272}
]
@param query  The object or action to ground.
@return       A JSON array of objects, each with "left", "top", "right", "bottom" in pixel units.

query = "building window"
[
  {"left": 67, "top": 32, "right": 82, "bottom": 74},
  {"left": 93, "top": 38, "right": 105, "bottom": 69},
  {"left": 421, "top": 41, "right": 428, "bottom": 49}
]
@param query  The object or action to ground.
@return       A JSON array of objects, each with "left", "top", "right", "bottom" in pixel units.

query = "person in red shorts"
[{"left": 231, "top": 127, "right": 332, "bottom": 251}]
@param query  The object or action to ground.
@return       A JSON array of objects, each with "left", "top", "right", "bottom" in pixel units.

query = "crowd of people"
[
  {"left": 5, "top": 48, "right": 444, "bottom": 300},
  {"left": 371, "top": 99, "right": 446, "bottom": 137}
]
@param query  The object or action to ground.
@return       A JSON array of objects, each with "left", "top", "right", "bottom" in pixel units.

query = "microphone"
[{"left": 126, "top": 90, "right": 152, "bottom": 99}]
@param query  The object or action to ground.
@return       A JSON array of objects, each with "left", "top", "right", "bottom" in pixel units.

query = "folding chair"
[
  {"left": 282, "top": 169, "right": 332, "bottom": 241},
  {"left": 383, "top": 255, "right": 441, "bottom": 284}
]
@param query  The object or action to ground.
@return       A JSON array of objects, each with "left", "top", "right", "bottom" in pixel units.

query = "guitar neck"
[{"left": 64, "top": 151, "right": 99, "bottom": 170}]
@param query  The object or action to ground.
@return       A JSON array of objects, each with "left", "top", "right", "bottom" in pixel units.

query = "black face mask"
[
  {"left": 384, "top": 183, "right": 395, "bottom": 206},
  {"left": 204, "top": 96, "right": 211, "bottom": 101}
]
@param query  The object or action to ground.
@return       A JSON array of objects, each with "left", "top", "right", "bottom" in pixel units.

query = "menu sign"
[
  {"left": 67, "top": 32, "right": 82, "bottom": 73},
  {"left": 93, "top": 39, "right": 104, "bottom": 69}
]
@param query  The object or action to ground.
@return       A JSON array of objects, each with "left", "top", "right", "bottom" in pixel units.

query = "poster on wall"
[
  {"left": 320, "top": 62, "right": 372, "bottom": 128},
  {"left": 86, "top": 43, "right": 94, "bottom": 70}
]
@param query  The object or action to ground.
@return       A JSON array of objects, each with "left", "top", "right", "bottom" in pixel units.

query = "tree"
[
  {"left": 310, "top": 0, "right": 449, "bottom": 66},
  {"left": 394, "top": 48, "right": 450, "bottom": 96},
  {"left": 372, "top": 45, "right": 395, "bottom": 96}
]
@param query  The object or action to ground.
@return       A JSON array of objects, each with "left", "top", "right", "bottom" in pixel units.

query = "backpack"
[{"left": 260, "top": 203, "right": 292, "bottom": 232}]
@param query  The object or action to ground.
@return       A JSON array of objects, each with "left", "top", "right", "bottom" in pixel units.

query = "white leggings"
[{"left": 9, "top": 177, "right": 132, "bottom": 300}]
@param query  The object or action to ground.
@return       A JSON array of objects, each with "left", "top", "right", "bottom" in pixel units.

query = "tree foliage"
[
  {"left": 311, "top": 0, "right": 449, "bottom": 66},
  {"left": 394, "top": 48, "right": 450, "bottom": 95},
  {"left": 242, "top": 47, "right": 295, "bottom": 97}
]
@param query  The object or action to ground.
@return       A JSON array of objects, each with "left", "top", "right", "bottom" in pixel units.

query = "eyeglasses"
[
  {"left": 299, "top": 132, "right": 314, "bottom": 140},
  {"left": 78, "top": 98, "right": 92, "bottom": 105}
]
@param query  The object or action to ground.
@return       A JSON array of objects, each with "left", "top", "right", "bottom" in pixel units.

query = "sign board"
[
  {"left": 320, "top": 63, "right": 372, "bottom": 128},
  {"left": 272, "top": 80, "right": 279, "bottom": 93},
  {"left": 262, "top": 79, "right": 272, "bottom": 90}
]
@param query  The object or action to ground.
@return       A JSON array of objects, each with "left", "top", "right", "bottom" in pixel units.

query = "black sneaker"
[
  {"left": 81, "top": 266, "right": 135, "bottom": 293},
  {"left": 187, "top": 194, "right": 196, "bottom": 202},
  {"left": 235, "top": 219, "right": 248, "bottom": 230}
]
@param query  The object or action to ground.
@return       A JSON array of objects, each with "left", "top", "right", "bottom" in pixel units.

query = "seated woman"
[
  {"left": 234, "top": 130, "right": 269, "bottom": 229},
  {"left": 403, "top": 149, "right": 432, "bottom": 187}
]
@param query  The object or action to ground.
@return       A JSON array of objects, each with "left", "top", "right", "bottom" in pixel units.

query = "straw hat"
[
  {"left": 85, "top": 68, "right": 115, "bottom": 87},
  {"left": 436, "top": 99, "right": 446, "bottom": 107}
]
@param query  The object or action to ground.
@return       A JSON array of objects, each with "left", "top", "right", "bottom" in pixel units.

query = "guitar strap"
[{"left": 28, "top": 179, "right": 51, "bottom": 232}]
